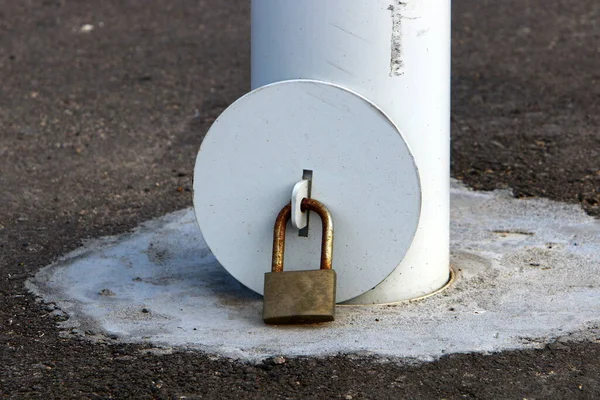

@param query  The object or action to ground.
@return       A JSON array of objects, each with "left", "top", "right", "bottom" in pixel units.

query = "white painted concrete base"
[{"left": 27, "top": 180, "right": 600, "bottom": 363}]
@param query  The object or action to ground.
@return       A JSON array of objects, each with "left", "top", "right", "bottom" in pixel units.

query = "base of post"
[{"left": 340, "top": 265, "right": 457, "bottom": 306}]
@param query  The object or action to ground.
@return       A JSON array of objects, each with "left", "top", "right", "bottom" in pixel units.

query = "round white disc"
[{"left": 193, "top": 80, "right": 421, "bottom": 302}]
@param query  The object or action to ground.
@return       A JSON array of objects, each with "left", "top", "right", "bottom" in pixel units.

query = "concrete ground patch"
[{"left": 27, "top": 180, "right": 600, "bottom": 363}]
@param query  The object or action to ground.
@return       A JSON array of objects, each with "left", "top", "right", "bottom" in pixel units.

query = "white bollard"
[{"left": 251, "top": 0, "right": 451, "bottom": 303}]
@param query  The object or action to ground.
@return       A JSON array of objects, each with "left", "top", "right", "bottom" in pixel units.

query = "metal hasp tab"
[{"left": 263, "top": 198, "right": 336, "bottom": 324}]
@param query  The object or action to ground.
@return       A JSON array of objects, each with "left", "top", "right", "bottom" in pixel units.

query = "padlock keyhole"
[{"left": 298, "top": 169, "right": 313, "bottom": 237}]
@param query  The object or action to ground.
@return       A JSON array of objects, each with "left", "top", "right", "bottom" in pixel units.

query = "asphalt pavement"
[{"left": 1, "top": 0, "right": 599, "bottom": 398}]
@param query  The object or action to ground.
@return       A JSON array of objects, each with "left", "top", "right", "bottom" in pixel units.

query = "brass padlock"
[{"left": 263, "top": 198, "right": 336, "bottom": 324}]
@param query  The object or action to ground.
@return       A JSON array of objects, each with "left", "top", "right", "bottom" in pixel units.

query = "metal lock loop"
[{"left": 272, "top": 198, "right": 334, "bottom": 273}]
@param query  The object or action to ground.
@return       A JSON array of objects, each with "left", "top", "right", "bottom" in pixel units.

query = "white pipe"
[{"left": 251, "top": 0, "right": 451, "bottom": 303}]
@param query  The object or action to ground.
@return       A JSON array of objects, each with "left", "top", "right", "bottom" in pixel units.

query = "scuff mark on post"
[
  {"left": 388, "top": 1, "right": 406, "bottom": 76},
  {"left": 330, "top": 23, "right": 372, "bottom": 44}
]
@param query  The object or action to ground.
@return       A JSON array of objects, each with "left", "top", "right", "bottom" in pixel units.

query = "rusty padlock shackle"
[{"left": 272, "top": 198, "right": 334, "bottom": 273}]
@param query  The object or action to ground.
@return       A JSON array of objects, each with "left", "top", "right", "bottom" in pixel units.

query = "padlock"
[{"left": 263, "top": 198, "right": 336, "bottom": 324}]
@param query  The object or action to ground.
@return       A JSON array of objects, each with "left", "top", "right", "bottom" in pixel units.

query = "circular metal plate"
[{"left": 193, "top": 80, "right": 421, "bottom": 302}]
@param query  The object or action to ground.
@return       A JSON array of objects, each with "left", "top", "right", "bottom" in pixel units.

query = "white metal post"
[{"left": 251, "top": 0, "right": 451, "bottom": 303}]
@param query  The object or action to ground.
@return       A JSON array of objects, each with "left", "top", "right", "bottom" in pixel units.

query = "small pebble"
[
  {"left": 79, "top": 24, "right": 94, "bottom": 33},
  {"left": 272, "top": 356, "right": 286, "bottom": 365}
]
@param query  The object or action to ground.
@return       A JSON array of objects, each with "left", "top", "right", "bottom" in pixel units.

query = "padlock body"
[{"left": 263, "top": 269, "right": 336, "bottom": 324}]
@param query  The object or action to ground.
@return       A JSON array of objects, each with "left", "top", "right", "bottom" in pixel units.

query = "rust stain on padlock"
[{"left": 272, "top": 198, "right": 333, "bottom": 273}]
